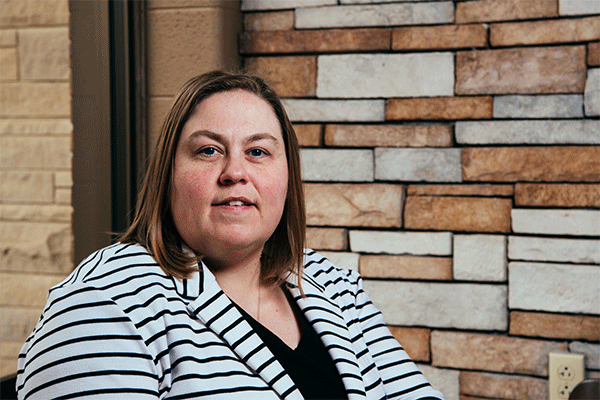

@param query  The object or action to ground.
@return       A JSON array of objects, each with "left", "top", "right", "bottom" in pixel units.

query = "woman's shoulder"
[{"left": 302, "top": 249, "right": 361, "bottom": 289}]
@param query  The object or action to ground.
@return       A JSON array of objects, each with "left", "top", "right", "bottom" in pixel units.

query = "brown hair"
[{"left": 120, "top": 71, "right": 305, "bottom": 284}]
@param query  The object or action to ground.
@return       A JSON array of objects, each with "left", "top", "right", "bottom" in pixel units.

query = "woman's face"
[{"left": 170, "top": 89, "right": 288, "bottom": 266}]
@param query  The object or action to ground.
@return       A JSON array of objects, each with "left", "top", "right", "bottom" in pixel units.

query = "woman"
[{"left": 16, "top": 71, "right": 444, "bottom": 399}]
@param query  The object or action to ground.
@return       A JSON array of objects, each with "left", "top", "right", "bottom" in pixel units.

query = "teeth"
[{"left": 226, "top": 201, "right": 246, "bottom": 206}]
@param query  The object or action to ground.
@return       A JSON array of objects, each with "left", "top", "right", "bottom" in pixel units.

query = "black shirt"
[{"left": 232, "top": 290, "right": 348, "bottom": 400}]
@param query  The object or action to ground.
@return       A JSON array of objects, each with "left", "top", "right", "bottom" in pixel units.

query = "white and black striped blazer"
[{"left": 17, "top": 243, "right": 444, "bottom": 400}]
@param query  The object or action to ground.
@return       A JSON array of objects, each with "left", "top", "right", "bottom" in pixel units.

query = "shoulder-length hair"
[{"left": 121, "top": 71, "right": 305, "bottom": 284}]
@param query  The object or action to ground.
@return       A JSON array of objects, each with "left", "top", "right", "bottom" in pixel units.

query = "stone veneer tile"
[
  {"left": 0, "top": 137, "right": 71, "bottom": 169},
  {"left": 456, "top": 46, "right": 586, "bottom": 95},
  {"left": 460, "top": 371, "right": 548, "bottom": 400},
  {"left": 148, "top": 0, "right": 243, "bottom": 8},
  {"left": 589, "top": 42, "right": 600, "bottom": 66},
  {"left": 0, "top": 0, "right": 70, "bottom": 28},
  {"left": 509, "top": 236, "right": 600, "bottom": 264},
  {"left": 454, "top": 235, "right": 507, "bottom": 281},
  {"left": 559, "top": 0, "right": 600, "bottom": 16},
  {"left": 239, "top": 28, "right": 390, "bottom": 54},
  {"left": 493, "top": 95, "right": 583, "bottom": 119},
  {"left": 456, "top": 0, "right": 557, "bottom": 23},
  {"left": 0, "top": 30, "right": 17, "bottom": 47},
  {"left": 363, "top": 281, "right": 507, "bottom": 330},
  {"left": 0, "top": 308, "right": 44, "bottom": 343},
  {"left": 325, "top": 124, "right": 451, "bottom": 148},
  {"left": 0, "top": 205, "right": 72, "bottom": 223},
  {"left": 305, "top": 184, "right": 403, "bottom": 228},
  {"left": 243, "top": 11, "right": 294, "bottom": 31},
  {"left": 515, "top": 183, "right": 600, "bottom": 208},
  {"left": 418, "top": 365, "right": 459, "bottom": 400},
  {"left": 55, "top": 171, "right": 72, "bottom": 187},
  {"left": 0, "top": 118, "right": 72, "bottom": 136},
  {"left": 585, "top": 68, "right": 600, "bottom": 116},
  {"left": 294, "top": 124, "right": 322, "bottom": 147},
  {"left": 431, "top": 331, "right": 567, "bottom": 376},
  {"left": 509, "top": 262, "right": 600, "bottom": 314},
  {"left": 282, "top": 99, "right": 385, "bottom": 122},
  {"left": 320, "top": 251, "right": 358, "bottom": 272},
  {"left": 0, "top": 48, "right": 17, "bottom": 81},
  {"left": 295, "top": 2, "right": 453, "bottom": 29},
  {"left": 306, "top": 227, "right": 347, "bottom": 251},
  {"left": 0, "top": 83, "right": 70, "bottom": 117},
  {"left": 407, "top": 184, "right": 514, "bottom": 197},
  {"left": 392, "top": 24, "right": 486, "bottom": 51},
  {"left": 300, "top": 149, "right": 373, "bottom": 182},
  {"left": 0, "top": 272, "right": 63, "bottom": 307},
  {"left": 359, "top": 255, "right": 452, "bottom": 280},
  {"left": 318, "top": 53, "right": 454, "bottom": 98},
  {"left": 18, "top": 27, "right": 70, "bottom": 81},
  {"left": 491, "top": 16, "right": 600, "bottom": 47},
  {"left": 350, "top": 230, "right": 452, "bottom": 255},
  {"left": 404, "top": 197, "right": 511, "bottom": 233},
  {"left": 245, "top": 56, "right": 316, "bottom": 97},
  {"left": 569, "top": 342, "right": 600, "bottom": 370},
  {"left": 462, "top": 147, "right": 600, "bottom": 182},
  {"left": 386, "top": 97, "right": 492, "bottom": 120},
  {"left": 0, "top": 341, "right": 22, "bottom": 376},
  {"left": 510, "top": 311, "right": 600, "bottom": 341},
  {"left": 512, "top": 209, "right": 600, "bottom": 236},
  {"left": 456, "top": 120, "right": 600, "bottom": 145},
  {"left": 376, "top": 148, "right": 462, "bottom": 182},
  {"left": 241, "top": 0, "right": 336, "bottom": 10},
  {"left": 0, "top": 171, "right": 53, "bottom": 203},
  {"left": 388, "top": 327, "right": 431, "bottom": 362}
]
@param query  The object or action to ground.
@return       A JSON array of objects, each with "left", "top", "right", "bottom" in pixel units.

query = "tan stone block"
[
  {"left": 0, "top": 340, "right": 21, "bottom": 375},
  {"left": 244, "top": 11, "right": 294, "bottom": 31},
  {"left": 324, "top": 124, "right": 452, "bottom": 148},
  {"left": 462, "top": 147, "right": 600, "bottom": 182},
  {"left": 404, "top": 196, "right": 512, "bottom": 233},
  {"left": 55, "top": 188, "right": 71, "bottom": 204},
  {"left": 305, "top": 183, "right": 403, "bottom": 228},
  {"left": 456, "top": 0, "right": 557, "bottom": 23},
  {"left": 392, "top": 24, "right": 487, "bottom": 50},
  {"left": 18, "top": 27, "right": 70, "bottom": 80},
  {"left": 0, "top": 272, "right": 63, "bottom": 307},
  {"left": 0, "top": 222, "right": 73, "bottom": 274},
  {"left": 0, "top": 48, "right": 17, "bottom": 81},
  {"left": 0, "top": 171, "right": 53, "bottom": 203},
  {"left": 294, "top": 124, "right": 321, "bottom": 147},
  {"left": 0, "top": 307, "right": 41, "bottom": 342},
  {"left": 407, "top": 184, "right": 514, "bottom": 197},
  {"left": 148, "top": 96, "right": 173, "bottom": 153},
  {"left": 55, "top": 170, "right": 72, "bottom": 187},
  {"left": 460, "top": 371, "right": 548, "bottom": 400},
  {"left": 0, "top": 136, "right": 71, "bottom": 169},
  {"left": 388, "top": 326, "right": 431, "bottom": 362},
  {"left": 306, "top": 227, "right": 347, "bottom": 251},
  {"left": 239, "top": 28, "right": 390, "bottom": 54},
  {"left": 456, "top": 46, "right": 586, "bottom": 95},
  {"left": 0, "top": 118, "right": 72, "bottom": 135},
  {"left": 386, "top": 97, "right": 492, "bottom": 121},
  {"left": 509, "top": 311, "right": 600, "bottom": 341},
  {"left": 589, "top": 41, "right": 599, "bottom": 66},
  {"left": 0, "top": 204, "right": 72, "bottom": 223},
  {"left": 245, "top": 56, "right": 316, "bottom": 97},
  {"left": 148, "top": 0, "right": 240, "bottom": 8},
  {"left": 360, "top": 255, "right": 452, "bottom": 280},
  {"left": 0, "top": 0, "right": 69, "bottom": 28},
  {"left": 0, "top": 29, "right": 17, "bottom": 47},
  {"left": 0, "top": 82, "right": 70, "bottom": 117},
  {"left": 431, "top": 331, "right": 567, "bottom": 376},
  {"left": 147, "top": 8, "right": 241, "bottom": 96},
  {"left": 515, "top": 183, "right": 600, "bottom": 208},
  {"left": 491, "top": 16, "right": 600, "bottom": 47}
]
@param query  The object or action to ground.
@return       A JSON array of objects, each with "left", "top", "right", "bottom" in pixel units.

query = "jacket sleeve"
[
  {"left": 16, "top": 283, "right": 159, "bottom": 400},
  {"left": 351, "top": 271, "right": 445, "bottom": 400}
]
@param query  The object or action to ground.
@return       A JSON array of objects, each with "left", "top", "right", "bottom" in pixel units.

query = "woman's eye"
[
  {"left": 249, "top": 148, "right": 266, "bottom": 157},
  {"left": 198, "top": 146, "right": 217, "bottom": 156}
]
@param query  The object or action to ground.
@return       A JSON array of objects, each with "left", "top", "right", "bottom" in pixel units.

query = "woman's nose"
[{"left": 219, "top": 155, "right": 248, "bottom": 185}]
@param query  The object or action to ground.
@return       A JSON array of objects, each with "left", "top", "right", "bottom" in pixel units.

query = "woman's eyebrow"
[{"left": 186, "top": 130, "right": 280, "bottom": 145}]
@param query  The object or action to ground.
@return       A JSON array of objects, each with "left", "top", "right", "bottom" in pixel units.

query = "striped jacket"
[{"left": 17, "top": 243, "right": 444, "bottom": 400}]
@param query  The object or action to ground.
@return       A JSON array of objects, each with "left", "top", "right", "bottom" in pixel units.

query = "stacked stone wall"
[
  {"left": 241, "top": 1, "right": 599, "bottom": 399},
  {"left": 0, "top": 0, "right": 73, "bottom": 376}
]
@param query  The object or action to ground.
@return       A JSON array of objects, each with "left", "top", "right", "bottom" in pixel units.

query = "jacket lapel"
[
  {"left": 287, "top": 273, "right": 368, "bottom": 400},
  {"left": 185, "top": 263, "right": 302, "bottom": 400}
]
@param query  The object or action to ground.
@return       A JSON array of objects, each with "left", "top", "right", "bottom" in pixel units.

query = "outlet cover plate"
[{"left": 549, "top": 352, "right": 584, "bottom": 400}]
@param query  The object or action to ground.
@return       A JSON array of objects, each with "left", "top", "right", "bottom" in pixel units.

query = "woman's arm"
[{"left": 17, "top": 284, "right": 159, "bottom": 400}]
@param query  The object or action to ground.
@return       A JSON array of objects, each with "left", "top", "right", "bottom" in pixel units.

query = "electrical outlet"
[{"left": 549, "top": 352, "right": 584, "bottom": 400}]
